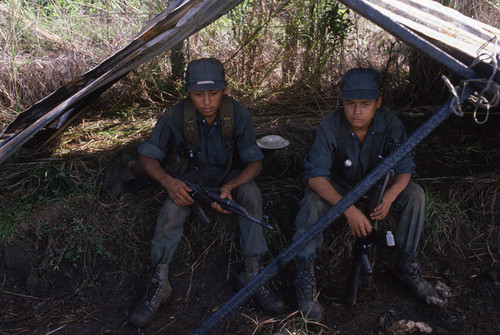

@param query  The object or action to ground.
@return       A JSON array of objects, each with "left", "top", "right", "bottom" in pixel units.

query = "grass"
[
  {"left": 0, "top": 196, "right": 32, "bottom": 242},
  {"left": 1, "top": 1, "right": 499, "bottom": 334},
  {"left": 1, "top": 101, "right": 498, "bottom": 335},
  {"left": 417, "top": 175, "right": 500, "bottom": 262}
]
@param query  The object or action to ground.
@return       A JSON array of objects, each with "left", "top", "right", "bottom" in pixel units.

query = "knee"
[
  {"left": 302, "top": 188, "right": 330, "bottom": 214},
  {"left": 408, "top": 183, "right": 425, "bottom": 204},
  {"left": 399, "top": 182, "right": 425, "bottom": 208},
  {"left": 235, "top": 182, "right": 262, "bottom": 208},
  {"left": 155, "top": 201, "right": 189, "bottom": 237},
  {"left": 296, "top": 189, "right": 330, "bottom": 228}
]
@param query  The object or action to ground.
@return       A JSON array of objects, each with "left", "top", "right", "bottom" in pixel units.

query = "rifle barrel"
[{"left": 172, "top": 174, "right": 273, "bottom": 229}]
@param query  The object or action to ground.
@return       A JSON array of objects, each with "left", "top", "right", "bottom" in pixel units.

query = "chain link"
[
  {"left": 441, "top": 36, "right": 499, "bottom": 124},
  {"left": 465, "top": 37, "right": 499, "bottom": 124}
]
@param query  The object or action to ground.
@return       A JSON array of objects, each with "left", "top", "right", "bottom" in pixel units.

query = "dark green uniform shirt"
[
  {"left": 138, "top": 97, "right": 263, "bottom": 168},
  {"left": 304, "top": 108, "right": 415, "bottom": 186}
]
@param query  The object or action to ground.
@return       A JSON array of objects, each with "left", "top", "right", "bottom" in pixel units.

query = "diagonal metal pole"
[{"left": 192, "top": 87, "right": 473, "bottom": 335}]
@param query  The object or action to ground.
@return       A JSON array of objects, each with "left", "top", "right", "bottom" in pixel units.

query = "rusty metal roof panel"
[{"left": 366, "top": 0, "right": 499, "bottom": 63}]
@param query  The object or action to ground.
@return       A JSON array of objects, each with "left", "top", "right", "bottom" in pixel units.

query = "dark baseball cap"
[
  {"left": 185, "top": 58, "right": 226, "bottom": 92},
  {"left": 339, "top": 68, "right": 380, "bottom": 100}
]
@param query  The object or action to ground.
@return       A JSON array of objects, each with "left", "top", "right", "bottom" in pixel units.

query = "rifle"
[
  {"left": 344, "top": 169, "right": 395, "bottom": 306},
  {"left": 170, "top": 173, "right": 273, "bottom": 230}
]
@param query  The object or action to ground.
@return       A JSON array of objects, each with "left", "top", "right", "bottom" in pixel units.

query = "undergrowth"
[{"left": 1, "top": 1, "right": 499, "bottom": 334}]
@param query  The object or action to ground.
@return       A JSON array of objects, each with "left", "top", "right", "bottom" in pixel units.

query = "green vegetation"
[
  {"left": 35, "top": 212, "right": 113, "bottom": 276},
  {"left": 0, "top": 1, "right": 499, "bottom": 334},
  {"left": 0, "top": 196, "right": 32, "bottom": 242}
]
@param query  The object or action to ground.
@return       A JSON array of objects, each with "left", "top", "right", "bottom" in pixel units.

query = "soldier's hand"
[
  {"left": 164, "top": 177, "right": 193, "bottom": 206},
  {"left": 212, "top": 185, "right": 233, "bottom": 214},
  {"left": 345, "top": 206, "right": 372, "bottom": 238},
  {"left": 370, "top": 197, "right": 392, "bottom": 221}
]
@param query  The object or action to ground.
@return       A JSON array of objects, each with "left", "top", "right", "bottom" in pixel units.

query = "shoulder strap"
[
  {"left": 183, "top": 95, "right": 235, "bottom": 151},
  {"left": 219, "top": 95, "right": 234, "bottom": 145},
  {"left": 334, "top": 111, "right": 350, "bottom": 174},
  {"left": 181, "top": 98, "right": 198, "bottom": 175},
  {"left": 183, "top": 95, "right": 235, "bottom": 184},
  {"left": 368, "top": 131, "right": 384, "bottom": 171},
  {"left": 216, "top": 95, "right": 235, "bottom": 186},
  {"left": 183, "top": 97, "right": 198, "bottom": 159}
]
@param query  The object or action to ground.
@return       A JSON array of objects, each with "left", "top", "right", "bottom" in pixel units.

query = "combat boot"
[
  {"left": 237, "top": 255, "right": 284, "bottom": 313},
  {"left": 130, "top": 264, "right": 172, "bottom": 327},
  {"left": 395, "top": 249, "right": 439, "bottom": 304},
  {"left": 295, "top": 258, "right": 324, "bottom": 322}
]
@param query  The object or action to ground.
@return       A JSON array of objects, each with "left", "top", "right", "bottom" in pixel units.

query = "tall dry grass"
[
  {"left": 0, "top": 0, "right": 152, "bottom": 128},
  {"left": 0, "top": 2, "right": 499, "bottom": 334},
  {"left": 1, "top": 0, "right": 498, "bottom": 125}
]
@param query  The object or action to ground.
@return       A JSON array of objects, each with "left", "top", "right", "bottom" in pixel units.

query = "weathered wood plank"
[{"left": 0, "top": 0, "right": 243, "bottom": 164}]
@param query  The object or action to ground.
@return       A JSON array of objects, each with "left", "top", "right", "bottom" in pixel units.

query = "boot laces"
[{"left": 295, "top": 263, "right": 317, "bottom": 301}]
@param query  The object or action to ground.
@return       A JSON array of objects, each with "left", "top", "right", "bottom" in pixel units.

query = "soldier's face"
[
  {"left": 342, "top": 96, "right": 382, "bottom": 131},
  {"left": 188, "top": 88, "right": 226, "bottom": 122}
]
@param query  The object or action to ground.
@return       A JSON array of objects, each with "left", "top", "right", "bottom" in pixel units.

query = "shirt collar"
[{"left": 196, "top": 110, "right": 221, "bottom": 126}]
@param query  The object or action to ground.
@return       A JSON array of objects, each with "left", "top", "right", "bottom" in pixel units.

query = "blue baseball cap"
[
  {"left": 340, "top": 68, "right": 380, "bottom": 100},
  {"left": 185, "top": 58, "right": 226, "bottom": 92}
]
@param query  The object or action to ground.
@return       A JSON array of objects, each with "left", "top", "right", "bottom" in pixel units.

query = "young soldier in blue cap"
[
  {"left": 129, "top": 58, "right": 283, "bottom": 327},
  {"left": 293, "top": 68, "right": 439, "bottom": 322}
]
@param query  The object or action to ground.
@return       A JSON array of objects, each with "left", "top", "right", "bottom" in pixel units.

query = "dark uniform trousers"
[
  {"left": 151, "top": 166, "right": 268, "bottom": 265},
  {"left": 293, "top": 180, "right": 425, "bottom": 262}
]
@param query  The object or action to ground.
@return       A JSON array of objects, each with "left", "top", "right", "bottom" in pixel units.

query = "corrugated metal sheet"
[
  {"left": 368, "top": 0, "right": 499, "bottom": 63},
  {"left": 339, "top": 0, "right": 499, "bottom": 95}
]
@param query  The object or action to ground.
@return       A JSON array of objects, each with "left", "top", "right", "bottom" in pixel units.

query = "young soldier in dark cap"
[
  {"left": 129, "top": 58, "right": 283, "bottom": 327},
  {"left": 293, "top": 68, "right": 439, "bottom": 322}
]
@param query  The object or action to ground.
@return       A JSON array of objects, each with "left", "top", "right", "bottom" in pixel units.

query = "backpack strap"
[
  {"left": 368, "top": 130, "right": 384, "bottom": 171},
  {"left": 183, "top": 97, "right": 198, "bottom": 159},
  {"left": 181, "top": 97, "right": 199, "bottom": 174},
  {"left": 215, "top": 95, "right": 234, "bottom": 186},
  {"left": 220, "top": 95, "right": 235, "bottom": 147}
]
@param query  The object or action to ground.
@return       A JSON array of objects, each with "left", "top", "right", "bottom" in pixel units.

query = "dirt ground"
[
  {"left": 2, "top": 167, "right": 500, "bottom": 335},
  {"left": 1, "top": 237, "right": 500, "bottom": 335},
  {"left": 1, "top": 110, "right": 499, "bottom": 335}
]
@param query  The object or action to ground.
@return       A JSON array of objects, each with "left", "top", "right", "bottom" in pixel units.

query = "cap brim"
[
  {"left": 339, "top": 89, "right": 379, "bottom": 100},
  {"left": 187, "top": 80, "right": 226, "bottom": 92}
]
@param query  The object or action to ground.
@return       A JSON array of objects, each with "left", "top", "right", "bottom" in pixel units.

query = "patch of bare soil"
[
  {"left": 1, "top": 108, "right": 499, "bottom": 335},
  {"left": 1, "top": 240, "right": 500, "bottom": 335}
]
